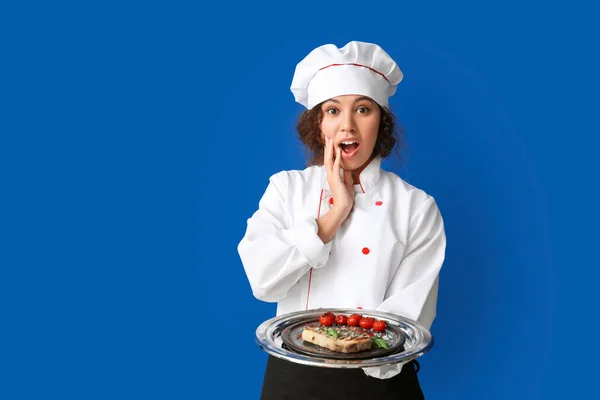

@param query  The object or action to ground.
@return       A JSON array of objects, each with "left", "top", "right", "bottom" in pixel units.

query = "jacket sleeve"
[
  {"left": 376, "top": 196, "right": 446, "bottom": 328},
  {"left": 363, "top": 197, "right": 446, "bottom": 380},
  {"left": 237, "top": 172, "right": 332, "bottom": 303}
]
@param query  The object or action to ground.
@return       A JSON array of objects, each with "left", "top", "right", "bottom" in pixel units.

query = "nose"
[{"left": 340, "top": 111, "right": 356, "bottom": 132}]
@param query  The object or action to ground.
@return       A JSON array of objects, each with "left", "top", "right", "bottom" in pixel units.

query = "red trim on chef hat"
[{"left": 290, "top": 41, "right": 404, "bottom": 110}]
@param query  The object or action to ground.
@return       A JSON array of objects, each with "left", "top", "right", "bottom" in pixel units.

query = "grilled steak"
[{"left": 301, "top": 324, "right": 372, "bottom": 353}]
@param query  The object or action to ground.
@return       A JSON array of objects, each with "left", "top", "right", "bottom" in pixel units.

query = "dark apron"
[{"left": 260, "top": 355, "right": 425, "bottom": 400}]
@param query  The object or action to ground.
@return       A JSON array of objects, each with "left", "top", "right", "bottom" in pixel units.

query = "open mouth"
[{"left": 339, "top": 140, "right": 360, "bottom": 158}]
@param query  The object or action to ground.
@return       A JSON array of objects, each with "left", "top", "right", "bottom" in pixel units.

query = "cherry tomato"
[
  {"left": 372, "top": 320, "right": 387, "bottom": 332},
  {"left": 335, "top": 315, "right": 348, "bottom": 325},
  {"left": 319, "top": 312, "right": 336, "bottom": 326},
  {"left": 359, "top": 317, "right": 375, "bottom": 329},
  {"left": 347, "top": 313, "right": 362, "bottom": 327}
]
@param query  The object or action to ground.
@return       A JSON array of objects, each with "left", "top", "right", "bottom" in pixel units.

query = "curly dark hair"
[{"left": 296, "top": 102, "right": 403, "bottom": 166}]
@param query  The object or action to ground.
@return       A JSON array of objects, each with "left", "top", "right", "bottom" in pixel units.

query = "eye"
[
  {"left": 326, "top": 107, "right": 339, "bottom": 115},
  {"left": 356, "top": 106, "right": 370, "bottom": 114}
]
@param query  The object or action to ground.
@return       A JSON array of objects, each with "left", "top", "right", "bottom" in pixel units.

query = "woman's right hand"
[
  {"left": 316, "top": 137, "right": 355, "bottom": 244},
  {"left": 324, "top": 137, "right": 355, "bottom": 220}
]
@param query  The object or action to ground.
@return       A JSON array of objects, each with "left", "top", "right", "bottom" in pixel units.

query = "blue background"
[{"left": 2, "top": 1, "right": 599, "bottom": 399}]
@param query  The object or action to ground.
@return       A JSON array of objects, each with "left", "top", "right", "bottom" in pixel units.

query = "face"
[{"left": 319, "top": 95, "right": 381, "bottom": 172}]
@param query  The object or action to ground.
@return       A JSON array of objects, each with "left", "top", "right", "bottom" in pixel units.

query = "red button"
[
  {"left": 362, "top": 247, "right": 370, "bottom": 255},
  {"left": 357, "top": 306, "right": 363, "bottom": 309},
  {"left": 329, "top": 197, "right": 334, "bottom": 205},
  {"left": 375, "top": 201, "right": 383, "bottom": 206}
]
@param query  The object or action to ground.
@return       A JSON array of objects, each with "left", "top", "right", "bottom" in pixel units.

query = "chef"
[{"left": 238, "top": 41, "right": 446, "bottom": 400}]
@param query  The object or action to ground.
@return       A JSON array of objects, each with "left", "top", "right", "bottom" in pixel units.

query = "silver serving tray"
[{"left": 255, "top": 308, "right": 434, "bottom": 369}]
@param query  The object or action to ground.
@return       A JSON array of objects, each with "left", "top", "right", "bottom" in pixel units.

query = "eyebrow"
[
  {"left": 354, "top": 96, "right": 375, "bottom": 104},
  {"left": 323, "top": 96, "right": 375, "bottom": 105}
]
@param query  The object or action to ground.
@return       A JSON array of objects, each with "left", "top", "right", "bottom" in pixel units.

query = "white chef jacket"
[{"left": 238, "top": 156, "right": 446, "bottom": 379}]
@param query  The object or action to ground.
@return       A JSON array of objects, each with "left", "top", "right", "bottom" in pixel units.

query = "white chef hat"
[{"left": 290, "top": 41, "right": 403, "bottom": 110}]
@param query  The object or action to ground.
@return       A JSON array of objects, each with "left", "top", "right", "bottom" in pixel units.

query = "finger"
[
  {"left": 333, "top": 143, "right": 342, "bottom": 181},
  {"left": 324, "top": 137, "right": 333, "bottom": 172},
  {"left": 329, "top": 138, "right": 336, "bottom": 171}
]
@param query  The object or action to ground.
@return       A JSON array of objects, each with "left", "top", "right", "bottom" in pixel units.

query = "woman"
[{"left": 238, "top": 41, "right": 446, "bottom": 399}]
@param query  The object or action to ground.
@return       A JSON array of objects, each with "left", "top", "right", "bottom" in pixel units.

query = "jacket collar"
[{"left": 321, "top": 156, "right": 383, "bottom": 194}]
